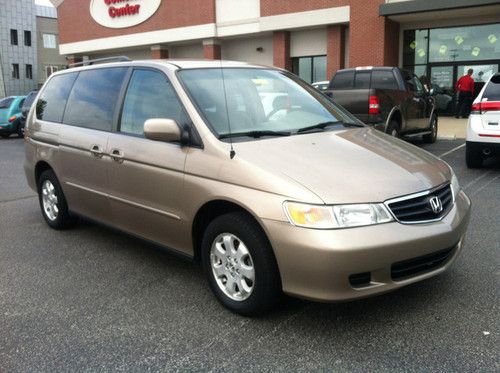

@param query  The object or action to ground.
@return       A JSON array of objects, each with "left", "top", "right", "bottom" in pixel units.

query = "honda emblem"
[{"left": 429, "top": 196, "right": 443, "bottom": 214}]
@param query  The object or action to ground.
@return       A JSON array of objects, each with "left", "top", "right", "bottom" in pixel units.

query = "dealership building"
[{"left": 51, "top": 0, "right": 499, "bottom": 91}]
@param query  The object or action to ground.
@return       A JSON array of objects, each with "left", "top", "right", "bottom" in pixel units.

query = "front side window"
[
  {"left": 372, "top": 71, "right": 398, "bottom": 90},
  {"left": 120, "top": 69, "right": 190, "bottom": 136},
  {"left": 178, "top": 68, "right": 360, "bottom": 139},
  {"left": 43, "top": 34, "right": 56, "bottom": 49},
  {"left": 63, "top": 67, "right": 127, "bottom": 131},
  {"left": 36, "top": 73, "right": 78, "bottom": 122}
]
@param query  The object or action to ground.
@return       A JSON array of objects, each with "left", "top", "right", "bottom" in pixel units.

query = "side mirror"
[{"left": 144, "top": 118, "right": 182, "bottom": 143}]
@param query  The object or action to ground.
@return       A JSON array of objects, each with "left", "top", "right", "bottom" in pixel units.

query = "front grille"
[
  {"left": 349, "top": 272, "right": 371, "bottom": 288},
  {"left": 387, "top": 184, "right": 453, "bottom": 223},
  {"left": 391, "top": 247, "right": 455, "bottom": 280}
]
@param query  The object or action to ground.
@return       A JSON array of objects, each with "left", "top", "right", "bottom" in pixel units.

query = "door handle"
[
  {"left": 90, "top": 144, "right": 104, "bottom": 158},
  {"left": 110, "top": 148, "right": 124, "bottom": 163}
]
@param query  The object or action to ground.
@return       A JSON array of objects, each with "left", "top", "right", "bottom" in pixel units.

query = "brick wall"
[
  {"left": 58, "top": 0, "right": 216, "bottom": 44},
  {"left": 273, "top": 31, "right": 291, "bottom": 70}
]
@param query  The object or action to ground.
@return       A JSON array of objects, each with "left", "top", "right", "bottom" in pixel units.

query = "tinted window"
[
  {"left": 354, "top": 72, "right": 371, "bottom": 89},
  {"left": 63, "top": 68, "right": 127, "bottom": 131},
  {"left": 36, "top": 73, "right": 77, "bottom": 122},
  {"left": 483, "top": 75, "right": 500, "bottom": 101},
  {"left": 330, "top": 71, "right": 354, "bottom": 89},
  {"left": 372, "top": 71, "right": 398, "bottom": 90},
  {"left": 0, "top": 97, "right": 14, "bottom": 109},
  {"left": 120, "top": 69, "right": 189, "bottom": 136}
]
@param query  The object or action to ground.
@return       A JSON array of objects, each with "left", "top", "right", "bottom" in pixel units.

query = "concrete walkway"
[{"left": 438, "top": 117, "right": 467, "bottom": 139}]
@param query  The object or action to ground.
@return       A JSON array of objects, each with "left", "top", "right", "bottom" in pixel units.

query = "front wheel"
[
  {"left": 423, "top": 114, "right": 438, "bottom": 143},
  {"left": 201, "top": 212, "right": 281, "bottom": 316},
  {"left": 37, "top": 170, "right": 78, "bottom": 229}
]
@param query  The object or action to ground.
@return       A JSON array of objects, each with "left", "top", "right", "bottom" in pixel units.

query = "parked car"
[
  {"left": 324, "top": 67, "right": 438, "bottom": 143},
  {"left": 20, "top": 90, "right": 39, "bottom": 129},
  {"left": 430, "top": 84, "right": 454, "bottom": 115},
  {"left": 466, "top": 72, "right": 500, "bottom": 168},
  {"left": 25, "top": 59, "right": 470, "bottom": 316},
  {"left": 0, "top": 96, "right": 26, "bottom": 138},
  {"left": 312, "top": 80, "right": 329, "bottom": 91}
]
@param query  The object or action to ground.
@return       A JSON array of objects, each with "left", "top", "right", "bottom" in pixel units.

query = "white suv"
[{"left": 466, "top": 73, "right": 500, "bottom": 168}]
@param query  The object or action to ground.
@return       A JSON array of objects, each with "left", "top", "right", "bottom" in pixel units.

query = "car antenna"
[{"left": 219, "top": 59, "right": 236, "bottom": 159}]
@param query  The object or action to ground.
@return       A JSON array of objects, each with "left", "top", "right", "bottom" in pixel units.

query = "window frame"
[
  {"left": 291, "top": 55, "right": 327, "bottom": 84},
  {"left": 26, "top": 64, "right": 33, "bottom": 79},
  {"left": 10, "top": 29, "right": 18, "bottom": 45},
  {"left": 24, "top": 30, "right": 31, "bottom": 47},
  {"left": 12, "top": 64, "right": 20, "bottom": 79},
  {"left": 42, "top": 33, "right": 57, "bottom": 49}
]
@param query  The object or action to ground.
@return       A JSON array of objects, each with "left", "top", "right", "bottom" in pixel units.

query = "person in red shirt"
[{"left": 455, "top": 69, "right": 474, "bottom": 118}]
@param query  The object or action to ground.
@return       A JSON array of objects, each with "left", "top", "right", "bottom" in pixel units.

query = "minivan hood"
[
  {"left": 233, "top": 128, "right": 451, "bottom": 204},
  {"left": 0, "top": 108, "right": 11, "bottom": 124}
]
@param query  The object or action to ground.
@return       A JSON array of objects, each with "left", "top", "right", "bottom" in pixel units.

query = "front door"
[{"left": 106, "top": 68, "right": 190, "bottom": 251}]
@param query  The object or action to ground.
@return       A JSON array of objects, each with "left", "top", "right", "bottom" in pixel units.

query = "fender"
[{"left": 384, "top": 106, "right": 404, "bottom": 132}]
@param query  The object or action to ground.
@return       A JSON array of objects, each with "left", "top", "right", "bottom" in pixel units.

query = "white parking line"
[
  {"left": 439, "top": 143, "right": 465, "bottom": 158},
  {"left": 470, "top": 174, "right": 500, "bottom": 197}
]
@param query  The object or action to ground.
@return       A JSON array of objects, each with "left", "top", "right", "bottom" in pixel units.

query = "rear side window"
[
  {"left": 63, "top": 67, "right": 127, "bottom": 132},
  {"left": 23, "top": 91, "right": 38, "bottom": 109},
  {"left": 0, "top": 97, "right": 14, "bottom": 109},
  {"left": 36, "top": 73, "right": 77, "bottom": 122},
  {"left": 354, "top": 72, "right": 371, "bottom": 89},
  {"left": 120, "top": 69, "right": 190, "bottom": 136},
  {"left": 483, "top": 75, "right": 500, "bottom": 101},
  {"left": 372, "top": 71, "right": 398, "bottom": 90},
  {"left": 330, "top": 71, "right": 354, "bottom": 89}
]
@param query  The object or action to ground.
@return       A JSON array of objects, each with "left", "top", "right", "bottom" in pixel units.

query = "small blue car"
[{"left": 0, "top": 96, "right": 26, "bottom": 138}]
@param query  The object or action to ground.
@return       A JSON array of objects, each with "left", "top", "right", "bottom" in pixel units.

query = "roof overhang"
[{"left": 380, "top": 0, "right": 500, "bottom": 16}]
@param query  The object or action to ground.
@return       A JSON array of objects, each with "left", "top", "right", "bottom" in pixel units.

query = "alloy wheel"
[{"left": 41, "top": 180, "right": 59, "bottom": 221}]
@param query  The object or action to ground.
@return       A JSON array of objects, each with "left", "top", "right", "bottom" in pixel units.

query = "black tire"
[
  {"left": 37, "top": 169, "right": 78, "bottom": 229},
  {"left": 386, "top": 120, "right": 401, "bottom": 138},
  {"left": 201, "top": 212, "right": 281, "bottom": 316},
  {"left": 1, "top": 133, "right": 10, "bottom": 139},
  {"left": 465, "top": 142, "right": 483, "bottom": 168},
  {"left": 423, "top": 114, "right": 438, "bottom": 143}
]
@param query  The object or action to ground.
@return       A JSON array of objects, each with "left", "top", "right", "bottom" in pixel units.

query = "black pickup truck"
[{"left": 324, "top": 67, "right": 437, "bottom": 143}]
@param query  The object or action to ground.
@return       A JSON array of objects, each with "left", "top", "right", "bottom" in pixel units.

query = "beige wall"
[
  {"left": 290, "top": 28, "right": 327, "bottom": 57},
  {"left": 37, "top": 16, "right": 66, "bottom": 87},
  {"left": 221, "top": 35, "right": 273, "bottom": 66}
]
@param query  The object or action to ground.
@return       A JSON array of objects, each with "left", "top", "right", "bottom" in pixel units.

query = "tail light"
[
  {"left": 369, "top": 95, "right": 380, "bottom": 115},
  {"left": 8, "top": 115, "right": 16, "bottom": 123},
  {"left": 471, "top": 101, "right": 500, "bottom": 114}
]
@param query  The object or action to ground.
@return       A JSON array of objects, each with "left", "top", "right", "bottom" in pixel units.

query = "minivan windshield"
[{"left": 178, "top": 68, "right": 362, "bottom": 139}]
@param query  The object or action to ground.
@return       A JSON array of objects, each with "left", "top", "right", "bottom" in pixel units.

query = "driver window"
[{"left": 120, "top": 69, "right": 189, "bottom": 136}]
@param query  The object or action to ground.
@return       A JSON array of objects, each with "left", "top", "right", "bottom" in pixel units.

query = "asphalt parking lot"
[{"left": 0, "top": 136, "right": 499, "bottom": 372}]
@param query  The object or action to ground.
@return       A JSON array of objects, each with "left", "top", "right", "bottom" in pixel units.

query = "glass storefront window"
[
  {"left": 456, "top": 64, "right": 499, "bottom": 83},
  {"left": 429, "top": 23, "right": 500, "bottom": 63},
  {"left": 292, "top": 55, "right": 327, "bottom": 84},
  {"left": 403, "top": 29, "right": 429, "bottom": 66}
]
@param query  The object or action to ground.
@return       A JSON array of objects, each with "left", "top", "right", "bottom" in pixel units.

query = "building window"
[
  {"left": 45, "top": 65, "right": 59, "bottom": 78},
  {"left": 24, "top": 30, "right": 32, "bottom": 47},
  {"left": 12, "top": 64, "right": 20, "bottom": 79},
  {"left": 43, "top": 34, "right": 57, "bottom": 49},
  {"left": 26, "top": 64, "right": 33, "bottom": 79},
  {"left": 292, "top": 55, "right": 327, "bottom": 84},
  {"left": 10, "top": 29, "right": 18, "bottom": 45}
]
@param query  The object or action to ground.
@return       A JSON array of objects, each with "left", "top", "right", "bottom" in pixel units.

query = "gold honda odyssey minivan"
[{"left": 24, "top": 59, "right": 470, "bottom": 315}]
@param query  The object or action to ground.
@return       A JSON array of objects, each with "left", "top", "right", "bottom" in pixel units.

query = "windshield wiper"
[
  {"left": 296, "top": 121, "right": 363, "bottom": 134},
  {"left": 219, "top": 130, "right": 291, "bottom": 139}
]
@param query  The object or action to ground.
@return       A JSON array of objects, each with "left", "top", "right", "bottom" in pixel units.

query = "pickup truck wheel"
[
  {"left": 386, "top": 120, "right": 400, "bottom": 138},
  {"left": 201, "top": 212, "right": 281, "bottom": 316},
  {"left": 423, "top": 114, "right": 438, "bottom": 143},
  {"left": 465, "top": 142, "right": 483, "bottom": 168}
]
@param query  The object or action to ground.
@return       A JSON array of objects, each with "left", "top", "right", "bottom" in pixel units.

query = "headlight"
[
  {"left": 450, "top": 171, "right": 461, "bottom": 201},
  {"left": 283, "top": 202, "right": 393, "bottom": 229}
]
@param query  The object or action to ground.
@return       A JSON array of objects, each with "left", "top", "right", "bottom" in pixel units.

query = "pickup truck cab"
[{"left": 325, "top": 67, "right": 437, "bottom": 143}]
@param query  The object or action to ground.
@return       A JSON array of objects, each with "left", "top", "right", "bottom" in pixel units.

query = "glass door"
[
  {"left": 430, "top": 65, "right": 455, "bottom": 115},
  {"left": 457, "top": 64, "right": 499, "bottom": 101}
]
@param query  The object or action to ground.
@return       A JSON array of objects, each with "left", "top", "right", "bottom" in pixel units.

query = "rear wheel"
[
  {"left": 386, "top": 120, "right": 401, "bottom": 138},
  {"left": 465, "top": 142, "right": 483, "bottom": 168},
  {"left": 201, "top": 212, "right": 281, "bottom": 316},
  {"left": 37, "top": 170, "right": 78, "bottom": 229},
  {"left": 423, "top": 114, "right": 438, "bottom": 143}
]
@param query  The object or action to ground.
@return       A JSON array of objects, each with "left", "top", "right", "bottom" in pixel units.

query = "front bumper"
[
  {"left": 0, "top": 122, "right": 16, "bottom": 134},
  {"left": 262, "top": 190, "right": 471, "bottom": 302}
]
